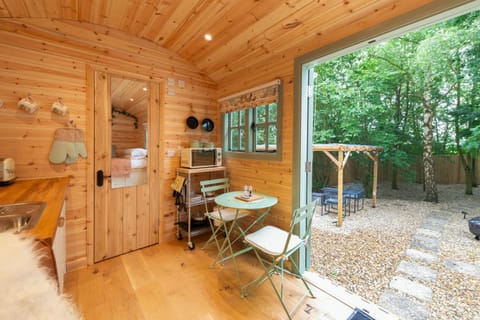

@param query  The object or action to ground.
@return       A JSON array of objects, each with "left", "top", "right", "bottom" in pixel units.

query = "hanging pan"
[
  {"left": 202, "top": 118, "right": 214, "bottom": 132},
  {"left": 186, "top": 116, "right": 199, "bottom": 129}
]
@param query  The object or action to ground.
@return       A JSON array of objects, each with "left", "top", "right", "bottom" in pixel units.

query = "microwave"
[{"left": 180, "top": 148, "right": 222, "bottom": 168}]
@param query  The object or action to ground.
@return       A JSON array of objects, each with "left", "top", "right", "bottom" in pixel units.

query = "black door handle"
[{"left": 97, "top": 170, "right": 111, "bottom": 187}]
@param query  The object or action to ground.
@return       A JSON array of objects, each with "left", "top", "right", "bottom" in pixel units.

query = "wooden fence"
[{"left": 314, "top": 153, "right": 479, "bottom": 187}]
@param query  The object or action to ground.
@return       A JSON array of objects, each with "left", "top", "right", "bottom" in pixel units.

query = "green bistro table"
[
  {"left": 214, "top": 191, "right": 278, "bottom": 293},
  {"left": 215, "top": 191, "right": 278, "bottom": 213}
]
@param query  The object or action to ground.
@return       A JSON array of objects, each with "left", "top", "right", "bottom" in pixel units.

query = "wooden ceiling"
[
  {"left": 0, "top": 0, "right": 468, "bottom": 83},
  {"left": 111, "top": 77, "right": 148, "bottom": 122}
]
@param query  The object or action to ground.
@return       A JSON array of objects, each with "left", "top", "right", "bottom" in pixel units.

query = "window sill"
[{"left": 223, "top": 151, "right": 282, "bottom": 161}]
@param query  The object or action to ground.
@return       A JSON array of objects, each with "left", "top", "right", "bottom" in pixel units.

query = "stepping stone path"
[
  {"left": 396, "top": 261, "right": 437, "bottom": 283},
  {"left": 443, "top": 259, "right": 480, "bottom": 278},
  {"left": 378, "top": 207, "right": 480, "bottom": 319}
]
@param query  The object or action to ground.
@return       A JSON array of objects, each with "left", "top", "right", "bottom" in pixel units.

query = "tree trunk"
[
  {"left": 453, "top": 81, "right": 474, "bottom": 196},
  {"left": 455, "top": 151, "right": 475, "bottom": 195},
  {"left": 391, "top": 165, "right": 398, "bottom": 190},
  {"left": 461, "top": 154, "right": 473, "bottom": 195},
  {"left": 465, "top": 156, "right": 473, "bottom": 195},
  {"left": 423, "top": 98, "right": 438, "bottom": 202},
  {"left": 472, "top": 158, "right": 478, "bottom": 188},
  {"left": 392, "top": 85, "right": 401, "bottom": 191}
]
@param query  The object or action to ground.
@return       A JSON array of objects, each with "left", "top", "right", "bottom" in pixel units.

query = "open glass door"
[
  {"left": 292, "top": 62, "right": 316, "bottom": 273},
  {"left": 302, "top": 67, "right": 316, "bottom": 271}
]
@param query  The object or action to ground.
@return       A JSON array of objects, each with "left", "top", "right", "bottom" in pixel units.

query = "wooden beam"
[
  {"left": 313, "top": 143, "right": 384, "bottom": 153},
  {"left": 323, "top": 150, "right": 341, "bottom": 168},
  {"left": 364, "top": 151, "right": 375, "bottom": 162},
  {"left": 372, "top": 153, "right": 379, "bottom": 208},
  {"left": 313, "top": 144, "right": 384, "bottom": 226}
]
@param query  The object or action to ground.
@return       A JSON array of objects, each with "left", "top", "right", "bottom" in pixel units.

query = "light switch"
[{"left": 167, "top": 150, "right": 175, "bottom": 157}]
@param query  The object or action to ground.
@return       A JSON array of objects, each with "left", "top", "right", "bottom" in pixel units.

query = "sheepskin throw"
[{"left": 0, "top": 231, "right": 81, "bottom": 320}]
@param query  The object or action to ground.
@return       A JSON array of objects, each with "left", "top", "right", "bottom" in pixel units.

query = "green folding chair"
[
  {"left": 200, "top": 178, "right": 249, "bottom": 263},
  {"left": 241, "top": 199, "right": 318, "bottom": 320}
]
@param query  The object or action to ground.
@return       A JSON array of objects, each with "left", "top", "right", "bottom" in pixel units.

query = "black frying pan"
[
  {"left": 202, "top": 118, "right": 214, "bottom": 132},
  {"left": 186, "top": 116, "right": 199, "bottom": 129}
]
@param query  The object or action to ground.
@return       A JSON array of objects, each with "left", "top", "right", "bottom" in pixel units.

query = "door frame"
[
  {"left": 86, "top": 67, "right": 164, "bottom": 264},
  {"left": 292, "top": 0, "right": 478, "bottom": 273}
]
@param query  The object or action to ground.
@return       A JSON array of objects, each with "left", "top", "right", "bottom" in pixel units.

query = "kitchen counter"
[{"left": 0, "top": 177, "right": 69, "bottom": 243}]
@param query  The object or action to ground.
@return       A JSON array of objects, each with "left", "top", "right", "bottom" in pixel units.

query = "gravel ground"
[{"left": 310, "top": 182, "right": 480, "bottom": 319}]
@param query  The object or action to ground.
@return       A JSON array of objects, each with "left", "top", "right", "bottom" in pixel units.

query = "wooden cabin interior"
[{"left": 0, "top": 0, "right": 476, "bottom": 318}]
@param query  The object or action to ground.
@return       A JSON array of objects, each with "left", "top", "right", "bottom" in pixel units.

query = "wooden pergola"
[{"left": 312, "top": 144, "right": 384, "bottom": 227}]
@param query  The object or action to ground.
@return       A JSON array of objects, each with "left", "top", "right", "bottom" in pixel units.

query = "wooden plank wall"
[
  {"left": 215, "top": 1, "right": 464, "bottom": 230},
  {"left": 112, "top": 113, "right": 145, "bottom": 152},
  {"left": 221, "top": 81, "right": 295, "bottom": 230},
  {"left": 0, "top": 19, "right": 217, "bottom": 270},
  {"left": 216, "top": 47, "right": 303, "bottom": 231}
]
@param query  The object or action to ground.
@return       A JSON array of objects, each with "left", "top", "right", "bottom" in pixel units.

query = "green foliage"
[
  {"left": 312, "top": 152, "right": 334, "bottom": 191},
  {"left": 464, "top": 125, "right": 480, "bottom": 155},
  {"left": 312, "top": 10, "right": 479, "bottom": 189}
]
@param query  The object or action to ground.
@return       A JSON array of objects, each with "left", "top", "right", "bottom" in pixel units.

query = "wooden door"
[{"left": 94, "top": 71, "right": 160, "bottom": 262}]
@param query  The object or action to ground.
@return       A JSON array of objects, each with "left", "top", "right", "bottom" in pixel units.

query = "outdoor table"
[
  {"left": 321, "top": 186, "right": 364, "bottom": 214},
  {"left": 344, "top": 189, "right": 364, "bottom": 212}
]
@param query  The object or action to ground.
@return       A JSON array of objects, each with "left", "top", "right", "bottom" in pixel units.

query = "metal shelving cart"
[{"left": 175, "top": 166, "right": 226, "bottom": 250}]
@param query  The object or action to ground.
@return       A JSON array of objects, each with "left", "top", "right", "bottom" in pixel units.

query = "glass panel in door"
[{"left": 110, "top": 77, "right": 149, "bottom": 188}]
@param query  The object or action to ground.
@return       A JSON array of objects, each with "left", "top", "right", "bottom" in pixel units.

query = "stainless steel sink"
[{"left": 0, "top": 201, "right": 46, "bottom": 233}]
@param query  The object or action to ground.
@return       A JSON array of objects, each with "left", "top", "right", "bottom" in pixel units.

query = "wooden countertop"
[{"left": 0, "top": 177, "right": 69, "bottom": 242}]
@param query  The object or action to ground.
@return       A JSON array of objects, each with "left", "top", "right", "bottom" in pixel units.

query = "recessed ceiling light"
[
  {"left": 143, "top": 87, "right": 148, "bottom": 91},
  {"left": 204, "top": 33, "right": 212, "bottom": 41},
  {"left": 129, "top": 98, "right": 134, "bottom": 102}
]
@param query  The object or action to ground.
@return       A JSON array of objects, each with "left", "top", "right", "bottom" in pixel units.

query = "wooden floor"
[{"left": 64, "top": 235, "right": 356, "bottom": 320}]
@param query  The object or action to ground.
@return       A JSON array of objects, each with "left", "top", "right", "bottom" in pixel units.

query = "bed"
[{"left": 111, "top": 148, "right": 148, "bottom": 188}]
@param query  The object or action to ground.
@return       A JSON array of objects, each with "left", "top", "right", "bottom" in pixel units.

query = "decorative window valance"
[{"left": 218, "top": 79, "right": 281, "bottom": 113}]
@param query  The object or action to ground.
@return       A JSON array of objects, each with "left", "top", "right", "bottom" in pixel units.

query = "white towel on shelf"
[
  {"left": 128, "top": 154, "right": 147, "bottom": 160},
  {"left": 130, "top": 158, "right": 147, "bottom": 169}
]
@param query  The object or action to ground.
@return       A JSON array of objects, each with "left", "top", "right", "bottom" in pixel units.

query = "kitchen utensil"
[
  {"left": 0, "top": 158, "right": 15, "bottom": 185},
  {"left": 202, "top": 118, "right": 214, "bottom": 132},
  {"left": 186, "top": 116, "right": 199, "bottom": 129}
]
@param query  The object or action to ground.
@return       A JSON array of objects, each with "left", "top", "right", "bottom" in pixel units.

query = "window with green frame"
[
  {"left": 227, "top": 109, "right": 246, "bottom": 151},
  {"left": 253, "top": 103, "right": 277, "bottom": 152},
  {"left": 220, "top": 80, "right": 282, "bottom": 160}
]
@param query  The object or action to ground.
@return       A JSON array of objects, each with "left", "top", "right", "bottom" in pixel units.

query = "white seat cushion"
[
  {"left": 244, "top": 225, "right": 303, "bottom": 256},
  {"left": 206, "top": 207, "right": 249, "bottom": 222}
]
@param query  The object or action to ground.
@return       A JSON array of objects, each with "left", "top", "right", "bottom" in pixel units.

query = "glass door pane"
[{"left": 110, "top": 77, "right": 149, "bottom": 188}]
